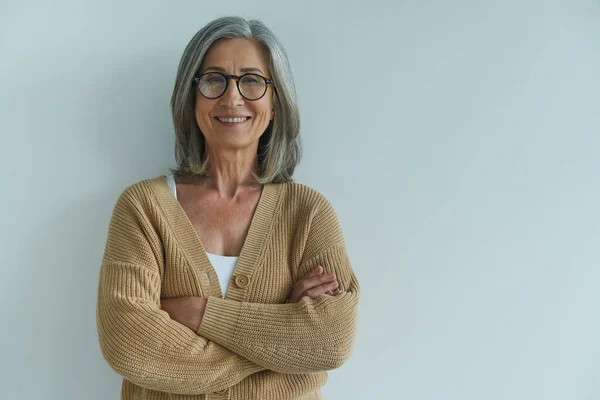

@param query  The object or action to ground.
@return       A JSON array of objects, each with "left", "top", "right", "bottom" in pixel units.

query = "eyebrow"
[{"left": 203, "top": 66, "right": 265, "bottom": 74}]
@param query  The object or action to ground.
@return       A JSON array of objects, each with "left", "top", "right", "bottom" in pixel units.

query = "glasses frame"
[{"left": 193, "top": 72, "right": 274, "bottom": 101}]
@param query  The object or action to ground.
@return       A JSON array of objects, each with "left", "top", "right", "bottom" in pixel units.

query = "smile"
[{"left": 215, "top": 117, "right": 251, "bottom": 125}]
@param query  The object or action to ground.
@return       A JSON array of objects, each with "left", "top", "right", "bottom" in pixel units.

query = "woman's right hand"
[{"left": 286, "top": 265, "right": 339, "bottom": 303}]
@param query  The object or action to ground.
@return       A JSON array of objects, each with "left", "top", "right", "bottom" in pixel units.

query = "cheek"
[
  {"left": 253, "top": 100, "right": 274, "bottom": 123},
  {"left": 252, "top": 111, "right": 272, "bottom": 128},
  {"left": 194, "top": 103, "right": 214, "bottom": 128}
]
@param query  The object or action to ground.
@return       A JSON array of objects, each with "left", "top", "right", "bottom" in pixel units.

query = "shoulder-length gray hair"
[{"left": 169, "top": 16, "right": 301, "bottom": 184}]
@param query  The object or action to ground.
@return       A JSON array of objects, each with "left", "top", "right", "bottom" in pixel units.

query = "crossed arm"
[
  {"left": 160, "top": 264, "right": 339, "bottom": 334},
  {"left": 96, "top": 189, "right": 359, "bottom": 395}
]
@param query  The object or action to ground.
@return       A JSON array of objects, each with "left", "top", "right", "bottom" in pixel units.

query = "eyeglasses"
[{"left": 193, "top": 72, "right": 274, "bottom": 101}]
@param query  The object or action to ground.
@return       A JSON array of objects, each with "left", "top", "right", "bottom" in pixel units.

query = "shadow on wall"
[
  {"left": 81, "top": 48, "right": 179, "bottom": 181},
  {"left": 14, "top": 193, "right": 125, "bottom": 399},
  {"left": 10, "top": 50, "right": 184, "bottom": 398}
]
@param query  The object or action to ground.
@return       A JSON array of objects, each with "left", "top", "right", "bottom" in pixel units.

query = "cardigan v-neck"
[
  {"left": 165, "top": 173, "right": 239, "bottom": 296},
  {"left": 148, "top": 175, "right": 282, "bottom": 301}
]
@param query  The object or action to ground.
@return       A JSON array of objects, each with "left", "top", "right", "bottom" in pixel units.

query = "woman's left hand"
[{"left": 160, "top": 296, "right": 208, "bottom": 332}]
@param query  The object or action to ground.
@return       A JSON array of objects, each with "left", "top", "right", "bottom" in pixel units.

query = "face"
[{"left": 194, "top": 38, "right": 275, "bottom": 151}]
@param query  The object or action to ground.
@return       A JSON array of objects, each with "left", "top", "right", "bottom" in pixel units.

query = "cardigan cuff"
[{"left": 197, "top": 296, "right": 241, "bottom": 346}]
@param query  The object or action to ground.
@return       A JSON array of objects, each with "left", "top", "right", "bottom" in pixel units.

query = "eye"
[
  {"left": 241, "top": 75, "right": 263, "bottom": 86},
  {"left": 206, "top": 76, "right": 224, "bottom": 83}
]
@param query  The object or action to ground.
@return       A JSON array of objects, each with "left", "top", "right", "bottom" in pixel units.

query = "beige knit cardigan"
[{"left": 96, "top": 175, "right": 360, "bottom": 400}]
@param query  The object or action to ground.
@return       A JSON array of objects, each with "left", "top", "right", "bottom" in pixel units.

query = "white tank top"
[{"left": 166, "top": 174, "right": 237, "bottom": 296}]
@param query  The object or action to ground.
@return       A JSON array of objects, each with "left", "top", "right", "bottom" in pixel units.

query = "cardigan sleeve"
[
  {"left": 96, "top": 187, "right": 266, "bottom": 395},
  {"left": 197, "top": 195, "right": 360, "bottom": 374}
]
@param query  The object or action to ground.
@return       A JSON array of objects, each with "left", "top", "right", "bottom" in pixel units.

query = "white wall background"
[{"left": 1, "top": 1, "right": 599, "bottom": 399}]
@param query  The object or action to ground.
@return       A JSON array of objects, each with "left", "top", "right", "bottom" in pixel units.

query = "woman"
[{"left": 96, "top": 16, "right": 360, "bottom": 400}]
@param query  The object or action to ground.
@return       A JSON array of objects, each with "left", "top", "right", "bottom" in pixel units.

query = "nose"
[{"left": 219, "top": 78, "right": 244, "bottom": 108}]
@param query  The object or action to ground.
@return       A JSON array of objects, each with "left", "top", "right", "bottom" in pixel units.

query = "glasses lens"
[
  {"left": 239, "top": 74, "right": 267, "bottom": 100},
  {"left": 199, "top": 73, "right": 226, "bottom": 98}
]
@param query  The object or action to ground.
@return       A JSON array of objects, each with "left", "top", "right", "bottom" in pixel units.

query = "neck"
[{"left": 203, "top": 146, "right": 262, "bottom": 199}]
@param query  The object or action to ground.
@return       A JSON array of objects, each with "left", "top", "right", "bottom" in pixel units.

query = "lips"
[
  {"left": 214, "top": 116, "right": 251, "bottom": 125},
  {"left": 215, "top": 116, "right": 250, "bottom": 121}
]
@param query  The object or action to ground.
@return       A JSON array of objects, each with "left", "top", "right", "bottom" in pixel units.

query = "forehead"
[{"left": 201, "top": 38, "right": 270, "bottom": 74}]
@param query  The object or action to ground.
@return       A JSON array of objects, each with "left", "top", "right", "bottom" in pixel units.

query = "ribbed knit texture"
[{"left": 96, "top": 175, "right": 360, "bottom": 400}]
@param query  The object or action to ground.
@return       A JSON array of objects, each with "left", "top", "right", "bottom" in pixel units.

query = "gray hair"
[{"left": 169, "top": 16, "right": 301, "bottom": 184}]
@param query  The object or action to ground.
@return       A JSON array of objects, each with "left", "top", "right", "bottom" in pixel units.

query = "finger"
[
  {"left": 289, "top": 269, "right": 335, "bottom": 303},
  {"left": 291, "top": 270, "right": 331, "bottom": 298},
  {"left": 295, "top": 273, "right": 336, "bottom": 295},
  {"left": 303, "top": 280, "right": 339, "bottom": 299},
  {"left": 303, "top": 280, "right": 339, "bottom": 298},
  {"left": 304, "top": 265, "right": 323, "bottom": 278}
]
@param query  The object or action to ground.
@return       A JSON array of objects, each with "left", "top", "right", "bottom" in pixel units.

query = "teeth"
[{"left": 217, "top": 117, "right": 248, "bottom": 123}]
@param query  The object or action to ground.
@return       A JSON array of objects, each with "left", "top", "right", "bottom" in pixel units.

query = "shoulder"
[
  {"left": 279, "top": 180, "right": 344, "bottom": 241},
  {"left": 280, "top": 180, "right": 336, "bottom": 215},
  {"left": 279, "top": 182, "right": 346, "bottom": 264},
  {"left": 113, "top": 175, "right": 167, "bottom": 210},
  {"left": 119, "top": 175, "right": 166, "bottom": 196}
]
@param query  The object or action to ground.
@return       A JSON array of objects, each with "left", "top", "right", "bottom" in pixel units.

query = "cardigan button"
[{"left": 234, "top": 274, "right": 250, "bottom": 289}]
